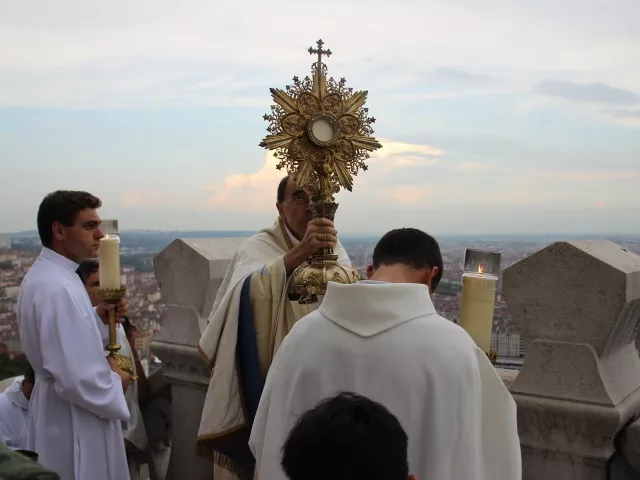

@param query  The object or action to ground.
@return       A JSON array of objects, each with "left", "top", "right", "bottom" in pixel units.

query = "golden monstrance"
[{"left": 260, "top": 39, "right": 382, "bottom": 303}]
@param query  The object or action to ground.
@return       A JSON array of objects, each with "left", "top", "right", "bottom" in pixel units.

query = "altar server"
[
  {"left": 250, "top": 228, "right": 521, "bottom": 480},
  {"left": 17, "top": 190, "right": 130, "bottom": 480},
  {"left": 0, "top": 368, "right": 34, "bottom": 450}
]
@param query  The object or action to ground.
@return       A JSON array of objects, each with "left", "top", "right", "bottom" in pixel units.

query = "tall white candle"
[
  {"left": 458, "top": 267, "right": 497, "bottom": 353},
  {"left": 99, "top": 234, "right": 121, "bottom": 290}
]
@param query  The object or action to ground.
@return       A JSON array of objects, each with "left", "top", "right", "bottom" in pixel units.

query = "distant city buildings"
[{"left": 1, "top": 232, "right": 638, "bottom": 372}]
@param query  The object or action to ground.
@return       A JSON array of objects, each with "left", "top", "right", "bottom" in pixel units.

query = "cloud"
[
  {"left": 535, "top": 80, "right": 639, "bottom": 106},
  {"left": 207, "top": 153, "right": 284, "bottom": 212},
  {"left": 385, "top": 186, "right": 432, "bottom": 205},
  {"left": 549, "top": 169, "right": 640, "bottom": 182},
  {"left": 120, "top": 190, "right": 204, "bottom": 209},
  {"left": 369, "top": 139, "right": 443, "bottom": 170},
  {"left": 423, "top": 67, "right": 493, "bottom": 85},
  {"left": 600, "top": 107, "right": 640, "bottom": 126},
  {"left": 207, "top": 139, "right": 443, "bottom": 211},
  {"left": 453, "top": 162, "right": 490, "bottom": 172}
]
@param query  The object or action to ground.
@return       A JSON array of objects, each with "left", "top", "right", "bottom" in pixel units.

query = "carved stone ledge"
[
  {"left": 150, "top": 342, "right": 210, "bottom": 388},
  {"left": 503, "top": 240, "right": 640, "bottom": 480}
]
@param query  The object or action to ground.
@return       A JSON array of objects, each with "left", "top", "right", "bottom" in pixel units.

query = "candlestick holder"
[
  {"left": 259, "top": 39, "right": 382, "bottom": 303},
  {"left": 97, "top": 285, "right": 137, "bottom": 380},
  {"left": 458, "top": 249, "right": 501, "bottom": 364}
]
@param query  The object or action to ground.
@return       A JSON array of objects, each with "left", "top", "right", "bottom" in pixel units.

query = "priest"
[
  {"left": 197, "top": 175, "right": 351, "bottom": 479},
  {"left": 17, "top": 190, "right": 130, "bottom": 480},
  {"left": 249, "top": 228, "right": 522, "bottom": 480}
]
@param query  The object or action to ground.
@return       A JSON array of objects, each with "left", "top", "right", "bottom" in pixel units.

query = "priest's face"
[
  {"left": 276, "top": 177, "right": 312, "bottom": 240},
  {"left": 53, "top": 208, "right": 104, "bottom": 262}
]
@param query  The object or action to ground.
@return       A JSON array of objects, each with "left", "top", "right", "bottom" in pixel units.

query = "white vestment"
[
  {"left": 197, "top": 217, "right": 350, "bottom": 478},
  {"left": 0, "top": 376, "right": 29, "bottom": 450},
  {"left": 17, "top": 247, "right": 130, "bottom": 480},
  {"left": 113, "top": 327, "right": 148, "bottom": 480},
  {"left": 249, "top": 281, "right": 522, "bottom": 480}
]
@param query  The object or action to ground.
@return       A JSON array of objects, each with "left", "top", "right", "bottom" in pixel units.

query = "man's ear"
[
  {"left": 52, "top": 221, "right": 65, "bottom": 242},
  {"left": 424, "top": 266, "right": 439, "bottom": 293},
  {"left": 276, "top": 202, "right": 284, "bottom": 216},
  {"left": 366, "top": 264, "right": 374, "bottom": 279}
]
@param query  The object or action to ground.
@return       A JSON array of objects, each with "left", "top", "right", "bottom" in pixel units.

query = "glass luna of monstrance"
[{"left": 259, "top": 39, "right": 382, "bottom": 304}]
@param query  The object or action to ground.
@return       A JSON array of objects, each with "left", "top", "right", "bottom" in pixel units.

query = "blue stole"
[{"left": 215, "top": 275, "right": 265, "bottom": 478}]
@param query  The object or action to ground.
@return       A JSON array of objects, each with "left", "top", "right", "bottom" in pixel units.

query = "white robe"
[
  {"left": 249, "top": 280, "right": 522, "bottom": 480},
  {"left": 0, "top": 376, "right": 29, "bottom": 450},
  {"left": 17, "top": 247, "right": 130, "bottom": 480},
  {"left": 112, "top": 327, "right": 147, "bottom": 453}
]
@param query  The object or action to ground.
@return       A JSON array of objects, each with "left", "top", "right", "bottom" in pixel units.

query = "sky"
[{"left": 1, "top": 0, "right": 639, "bottom": 235}]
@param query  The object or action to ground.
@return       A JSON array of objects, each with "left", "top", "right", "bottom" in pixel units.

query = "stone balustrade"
[
  {"left": 151, "top": 238, "right": 244, "bottom": 480},
  {"left": 502, "top": 240, "right": 640, "bottom": 480}
]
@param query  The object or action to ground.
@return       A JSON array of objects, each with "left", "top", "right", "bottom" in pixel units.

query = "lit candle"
[
  {"left": 99, "top": 233, "right": 121, "bottom": 290},
  {"left": 458, "top": 264, "right": 498, "bottom": 353}
]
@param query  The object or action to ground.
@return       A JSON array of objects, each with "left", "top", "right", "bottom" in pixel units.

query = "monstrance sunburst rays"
[{"left": 259, "top": 39, "right": 382, "bottom": 203}]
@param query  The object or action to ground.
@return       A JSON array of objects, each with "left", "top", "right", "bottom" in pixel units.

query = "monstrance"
[{"left": 260, "top": 39, "right": 382, "bottom": 303}]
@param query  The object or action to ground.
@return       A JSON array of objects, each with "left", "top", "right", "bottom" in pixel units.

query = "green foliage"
[{"left": 0, "top": 345, "right": 30, "bottom": 381}]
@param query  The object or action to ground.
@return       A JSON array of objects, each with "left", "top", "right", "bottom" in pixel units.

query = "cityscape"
[{"left": 2, "top": 229, "right": 638, "bottom": 378}]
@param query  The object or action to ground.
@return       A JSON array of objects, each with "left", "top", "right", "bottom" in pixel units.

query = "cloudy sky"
[{"left": 1, "top": 0, "right": 639, "bottom": 235}]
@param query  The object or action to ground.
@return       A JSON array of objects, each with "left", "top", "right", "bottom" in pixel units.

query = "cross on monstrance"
[{"left": 308, "top": 39, "right": 332, "bottom": 68}]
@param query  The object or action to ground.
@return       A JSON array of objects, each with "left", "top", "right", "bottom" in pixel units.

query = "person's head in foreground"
[
  {"left": 37, "top": 190, "right": 104, "bottom": 263},
  {"left": 276, "top": 175, "right": 313, "bottom": 240},
  {"left": 367, "top": 228, "right": 443, "bottom": 294},
  {"left": 281, "top": 392, "right": 417, "bottom": 480},
  {"left": 76, "top": 258, "right": 100, "bottom": 306}
]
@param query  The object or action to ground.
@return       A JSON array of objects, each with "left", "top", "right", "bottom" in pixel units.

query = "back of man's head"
[
  {"left": 372, "top": 228, "right": 443, "bottom": 291},
  {"left": 281, "top": 392, "right": 410, "bottom": 480}
]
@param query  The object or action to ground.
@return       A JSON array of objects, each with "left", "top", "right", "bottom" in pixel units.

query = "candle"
[
  {"left": 458, "top": 265, "right": 498, "bottom": 353},
  {"left": 99, "top": 234, "right": 121, "bottom": 290}
]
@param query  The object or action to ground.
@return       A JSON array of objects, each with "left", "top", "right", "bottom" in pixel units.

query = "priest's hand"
[
  {"left": 97, "top": 299, "right": 128, "bottom": 325},
  {"left": 284, "top": 218, "right": 337, "bottom": 275}
]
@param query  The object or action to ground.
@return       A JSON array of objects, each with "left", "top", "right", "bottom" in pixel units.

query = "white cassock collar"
[
  {"left": 319, "top": 281, "right": 438, "bottom": 337},
  {"left": 3, "top": 376, "right": 29, "bottom": 410},
  {"left": 41, "top": 247, "right": 80, "bottom": 273}
]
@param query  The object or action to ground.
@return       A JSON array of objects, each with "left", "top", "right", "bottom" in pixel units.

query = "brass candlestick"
[
  {"left": 260, "top": 39, "right": 382, "bottom": 303},
  {"left": 97, "top": 285, "right": 137, "bottom": 380}
]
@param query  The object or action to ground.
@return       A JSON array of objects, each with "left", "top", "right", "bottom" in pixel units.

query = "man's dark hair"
[
  {"left": 37, "top": 190, "right": 102, "bottom": 248},
  {"left": 373, "top": 227, "right": 444, "bottom": 291},
  {"left": 76, "top": 259, "right": 99, "bottom": 284},
  {"left": 24, "top": 366, "right": 35, "bottom": 384},
  {"left": 277, "top": 176, "right": 289, "bottom": 203},
  {"left": 281, "top": 392, "right": 409, "bottom": 480}
]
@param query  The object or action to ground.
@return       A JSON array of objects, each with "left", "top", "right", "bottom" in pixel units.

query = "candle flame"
[{"left": 478, "top": 264, "right": 484, "bottom": 274}]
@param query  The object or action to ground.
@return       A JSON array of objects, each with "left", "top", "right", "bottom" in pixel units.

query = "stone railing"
[
  {"left": 152, "top": 238, "right": 244, "bottom": 480},
  {"left": 502, "top": 240, "right": 640, "bottom": 480},
  {"left": 150, "top": 237, "right": 640, "bottom": 480}
]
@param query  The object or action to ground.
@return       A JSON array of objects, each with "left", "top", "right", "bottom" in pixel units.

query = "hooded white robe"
[
  {"left": 17, "top": 247, "right": 130, "bottom": 480},
  {"left": 249, "top": 280, "right": 522, "bottom": 480},
  {"left": 0, "top": 376, "right": 29, "bottom": 450}
]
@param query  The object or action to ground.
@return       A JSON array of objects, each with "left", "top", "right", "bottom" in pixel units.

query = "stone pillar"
[
  {"left": 503, "top": 240, "right": 640, "bottom": 480},
  {"left": 152, "top": 238, "right": 243, "bottom": 480}
]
